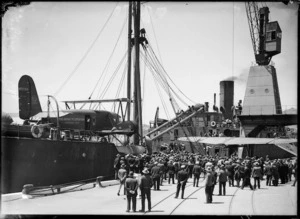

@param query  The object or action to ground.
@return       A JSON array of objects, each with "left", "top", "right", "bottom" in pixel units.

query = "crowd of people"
[{"left": 113, "top": 150, "right": 298, "bottom": 213}]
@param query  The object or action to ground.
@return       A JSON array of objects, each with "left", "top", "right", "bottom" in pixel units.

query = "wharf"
[{"left": 1, "top": 176, "right": 297, "bottom": 216}]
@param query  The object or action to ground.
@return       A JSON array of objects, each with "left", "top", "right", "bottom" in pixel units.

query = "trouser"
[
  {"left": 288, "top": 172, "right": 292, "bottom": 181},
  {"left": 219, "top": 181, "right": 226, "bottom": 195},
  {"left": 175, "top": 182, "right": 187, "bottom": 198},
  {"left": 253, "top": 177, "right": 260, "bottom": 189},
  {"left": 114, "top": 168, "right": 119, "bottom": 180},
  {"left": 266, "top": 175, "right": 272, "bottom": 186},
  {"left": 140, "top": 188, "right": 151, "bottom": 211},
  {"left": 272, "top": 178, "right": 278, "bottom": 186},
  {"left": 118, "top": 181, "right": 126, "bottom": 195},
  {"left": 126, "top": 194, "right": 137, "bottom": 211},
  {"left": 205, "top": 185, "right": 213, "bottom": 203},
  {"left": 292, "top": 177, "right": 297, "bottom": 186},
  {"left": 153, "top": 177, "right": 160, "bottom": 190},
  {"left": 241, "top": 178, "right": 253, "bottom": 190},
  {"left": 193, "top": 174, "right": 200, "bottom": 187},
  {"left": 168, "top": 173, "right": 175, "bottom": 184},
  {"left": 236, "top": 179, "right": 241, "bottom": 187},
  {"left": 160, "top": 174, "right": 163, "bottom": 185},
  {"left": 228, "top": 175, "right": 234, "bottom": 186},
  {"left": 212, "top": 184, "right": 216, "bottom": 194},
  {"left": 280, "top": 174, "right": 285, "bottom": 184}
]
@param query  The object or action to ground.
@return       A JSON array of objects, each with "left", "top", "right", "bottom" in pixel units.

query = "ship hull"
[{"left": 1, "top": 137, "right": 119, "bottom": 194}]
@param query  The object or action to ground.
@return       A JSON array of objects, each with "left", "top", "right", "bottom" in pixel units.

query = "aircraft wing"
[
  {"left": 177, "top": 136, "right": 297, "bottom": 145},
  {"left": 32, "top": 111, "right": 70, "bottom": 118}
]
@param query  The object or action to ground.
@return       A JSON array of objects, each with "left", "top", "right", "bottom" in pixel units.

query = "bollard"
[
  {"left": 96, "top": 176, "right": 105, "bottom": 188},
  {"left": 22, "top": 184, "right": 34, "bottom": 199}
]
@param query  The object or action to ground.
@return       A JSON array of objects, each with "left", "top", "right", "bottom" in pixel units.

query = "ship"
[{"left": 1, "top": 2, "right": 158, "bottom": 194}]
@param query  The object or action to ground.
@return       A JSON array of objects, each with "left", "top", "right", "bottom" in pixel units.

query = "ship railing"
[{"left": 49, "top": 128, "right": 109, "bottom": 142}]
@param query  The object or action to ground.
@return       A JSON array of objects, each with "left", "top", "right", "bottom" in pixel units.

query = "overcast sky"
[{"left": 2, "top": 1, "right": 298, "bottom": 124}]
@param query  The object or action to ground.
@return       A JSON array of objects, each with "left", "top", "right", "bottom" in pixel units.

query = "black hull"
[{"left": 1, "top": 137, "right": 119, "bottom": 194}]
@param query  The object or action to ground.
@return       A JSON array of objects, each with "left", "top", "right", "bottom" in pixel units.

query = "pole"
[
  {"left": 127, "top": 2, "right": 132, "bottom": 121},
  {"left": 133, "top": 1, "right": 143, "bottom": 145}
]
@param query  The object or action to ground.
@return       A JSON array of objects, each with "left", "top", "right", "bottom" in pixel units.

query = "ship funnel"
[
  {"left": 219, "top": 80, "right": 234, "bottom": 119},
  {"left": 213, "top": 93, "right": 218, "bottom": 112},
  {"left": 204, "top": 102, "right": 209, "bottom": 112}
]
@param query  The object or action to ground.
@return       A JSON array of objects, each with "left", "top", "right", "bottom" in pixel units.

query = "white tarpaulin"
[{"left": 178, "top": 136, "right": 297, "bottom": 146}]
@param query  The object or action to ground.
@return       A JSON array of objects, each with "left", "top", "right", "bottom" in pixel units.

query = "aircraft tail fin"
[{"left": 18, "top": 75, "right": 42, "bottom": 119}]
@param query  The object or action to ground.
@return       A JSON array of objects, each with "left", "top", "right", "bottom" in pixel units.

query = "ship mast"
[
  {"left": 133, "top": 1, "right": 143, "bottom": 145},
  {"left": 127, "top": 2, "right": 132, "bottom": 122}
]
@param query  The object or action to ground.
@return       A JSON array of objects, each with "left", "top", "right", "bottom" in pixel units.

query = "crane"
[{"left": 245, "top": 2, "right": 282, "bottom": 65}]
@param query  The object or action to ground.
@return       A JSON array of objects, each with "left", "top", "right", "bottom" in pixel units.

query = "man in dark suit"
[
  {"left": 139, "top": 168, "right": 153, "bottom": 212},
  {"left": 192, "top": 161, "right": 201, "bottom": 187},
  {"left": 175, "top": 165, "right": 189, "bottom": 199},
  {"left": 125, "top": 171, "right": 139, "bottom": 212},
  {"left": 167, "top": 160, "right": 176, "bottom": 184},
  {"left": 151, "top": 162, "right": 161, "bottom": 190}
]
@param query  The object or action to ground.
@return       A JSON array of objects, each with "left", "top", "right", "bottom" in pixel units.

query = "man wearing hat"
[
  {"left": 139, "top": 168, "right": 153, "bottom": 212},
  {"left": 117, "top": 164, "right": 127, "bottom": 196},
  {"left": 204, "top": 167, "right": 214, "bottom": 203},
  {"left": 125, "top": 171, "right": 139, "bottom": 212},
  {"left": 167, "top": 160, "right": 176, "bottom": 184},
  {"left": 252, "top": 162, "right": 262, "bottom": 189},
  {"left": 175, "top": 165, "right": 189, "bottom": 199},
  {"left": 241, "top": 164, "right": 253, "bottom": 190},
  {"left": 151, "top": 162, "right": 161, "bottom": 190},
  {"left": 192, "top": 161, "right": 201, "bottom": 187},
  {"left": 114, "top": 154, "right": 121, "bottom": 180},
  {"left": 264, "top": 161, "right": 272, "bottom": 186}
]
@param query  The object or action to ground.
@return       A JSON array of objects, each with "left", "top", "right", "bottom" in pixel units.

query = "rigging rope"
[
  {"left": 140, "top": 49, "right": 171, "bottom": 119},
  {"left": 146, "top": 4, "right": 164, "bottom": 64},
  {"left": 98, "top": 51, "right": 128, "bottom": 100},
  {"left": 232, "top": 1, "right": 235, "bottom": 80},
  {"left": 144, "top": 43, "right": 193, "bottom": 109},
  {"left": 54, "top": 2, "right": 119, "bottom": 97},
  {"left": 112, "top": 57, "right": 128, "bottom": 112},
  {"left": 147, "top": 43, "right": 196, "bottom": 105},
  {"left": 90, "top": 14, "right": 128, "bottom": 100}
]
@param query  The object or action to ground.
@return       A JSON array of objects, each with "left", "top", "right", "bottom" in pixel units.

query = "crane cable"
[{"left": 54, "top": 2, "right": 119, "bottom": 97}]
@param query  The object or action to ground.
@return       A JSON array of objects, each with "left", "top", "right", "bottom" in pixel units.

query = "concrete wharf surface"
[{"left": 1, "top": 176, "right": 298, "bottom": 216}]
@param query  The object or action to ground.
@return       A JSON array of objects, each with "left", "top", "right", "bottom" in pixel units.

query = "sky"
[{"left": 2, "top": 1, "right": 298, "bottom": 125}]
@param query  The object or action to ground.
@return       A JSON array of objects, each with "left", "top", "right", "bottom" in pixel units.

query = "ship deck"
[{"left": 1, "top": 175, "right": 297, "bottom": 216}]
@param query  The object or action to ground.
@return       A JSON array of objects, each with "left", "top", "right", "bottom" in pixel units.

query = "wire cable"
[
  {"left": 91, "top": 14, "right": 128, "bottom": 100},
  {"left": 54, "top": 2, "right": 119, "bottom": 97}
]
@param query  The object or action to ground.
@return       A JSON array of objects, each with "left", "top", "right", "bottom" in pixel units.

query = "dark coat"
[
  {"left": 151, "top": 166, "right": 161, "bottom": 179},
  {"left": 139, "top": 174, "right": 153, "bottom": 189},
  {"left": 192, "top": 164, "right": 201, "bottom": 175},
  {"left": 167, "top": 163, "right": 176, "bottom": 174},
  {"left": 125, "top": 177, "right": 138, "bottom": 195},
  {"left": 177, "top": 170, "right": 189, "bottom": 183}
]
